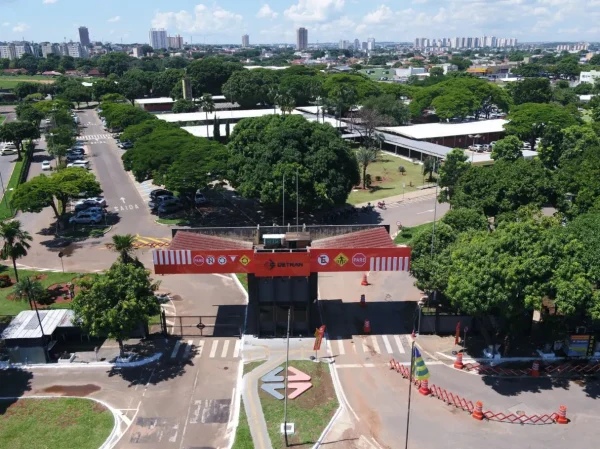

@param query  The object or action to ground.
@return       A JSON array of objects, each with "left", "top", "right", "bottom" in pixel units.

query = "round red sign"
[
  {"left": 352, "top": 253, "right": 367, "bottom": 267},
  {"left": 193, "top": 255, "right": 205, "bottom": 266}
]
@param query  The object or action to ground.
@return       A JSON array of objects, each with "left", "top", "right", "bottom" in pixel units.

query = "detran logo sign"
[
  {"left": 352, "top": 253, "right": 367, "bottom": 267},
  {"left": 193, "top": 255, "right": 205, "bottom": 266}
]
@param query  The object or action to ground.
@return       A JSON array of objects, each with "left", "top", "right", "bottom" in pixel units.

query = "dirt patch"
[
  {"left": 31, "top": 274, "right": 48, "bottom": 282},
  {"left": 42, "top": 384, "right": 101, "bottom": 396}
]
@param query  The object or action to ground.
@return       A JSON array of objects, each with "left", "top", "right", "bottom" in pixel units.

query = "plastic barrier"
[{"left": 462, "top": 360, "right": 600, "bottom": 377}]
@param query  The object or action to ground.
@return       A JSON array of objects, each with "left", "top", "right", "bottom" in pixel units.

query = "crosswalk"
[
  {"left": 170, "top": 338, "right": 241, "bottom": 361},
  {"left": 383, "top": 194, "right": 437, "bottom": 209},
  {"left": 329, "top": 334, "right": 412, "bottom": 358},
  {"left": 82, "top": 134, "right": 113, "bottom": 143}
]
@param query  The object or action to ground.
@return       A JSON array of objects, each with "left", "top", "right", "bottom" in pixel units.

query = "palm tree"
[
  {"left": 13, "top": 278, "right": 45, "bottom": 310},
  {"left": 110, "top": 234, "right": 136, "bottom": 264},
  {"left": 268, "top": 86, "right": 280, "bottom": 114},
  {"left": 198, "top": 94, "right": 215, "bottom": 139},
  {"left": 277, "top": 92, "right": 296, "bottom": 116},
  {"left": 356, "top": 147, "right": 379, "bottom": 190},
  {"left": 0, "top": 220, "right": 32, "bottom": 283}
]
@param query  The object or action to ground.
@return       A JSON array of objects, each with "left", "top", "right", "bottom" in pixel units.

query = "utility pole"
[
  {"left": 282, "top": 173, "right": 285, "bottom": 227},
  {"left": 283, "top": 307, "right": 291, "bottom": 447},
  {"left": 404, "top": 339, "right": 415, "bottom": 449},
  {"left": 296, "top": 168, "right": 299, "bottom": 229}
]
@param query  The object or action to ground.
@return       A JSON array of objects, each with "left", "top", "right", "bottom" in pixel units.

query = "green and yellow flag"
[{"left": 412, "top": 347, "right": 430, "bottom": 380}]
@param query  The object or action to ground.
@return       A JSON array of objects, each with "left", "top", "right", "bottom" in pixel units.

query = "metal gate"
[{"left": 160, "top": 312, "right": 243, "bottom": 337}]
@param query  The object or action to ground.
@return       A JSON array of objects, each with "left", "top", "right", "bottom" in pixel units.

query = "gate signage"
[{"left": 153, "top": 247, "right": 411, "bottom": 275}]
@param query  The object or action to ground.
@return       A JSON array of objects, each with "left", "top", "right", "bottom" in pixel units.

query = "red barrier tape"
[
  {"left": 389, "top": 358, "right": 562, "bottom": 424},
  {"left": 462, "top": 360, "right": 600, "bottom": 377}
]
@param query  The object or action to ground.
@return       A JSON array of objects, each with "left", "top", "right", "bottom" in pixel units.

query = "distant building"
[
  {"left": 149, "top": 28, "right": 168, "bottom": 50},
  {"left": 0, "top": 44, "right": 16, "bottom": 60},
  {"left": 361, "top": 42, "right": 368, "bottom": 51},
  {"left": 367, "top": 38, "right": 375, "bottom": 51},
  {"left": 132, "top": 46, "right": 142, "bottom": 58},
  {"left": 168, "top": 35, "right": 184, "bottom": 49},
  {"left": 296, "top": 27, "right": 308, "bottom": 51},
  {"left": 79, "top": 26, "right": 91, "bottom": 47},
  {"left": 580, "top": 70, "right": 600, "bottom": 85},
  {"left": 242, "top": 34, "right": 250, "bottom": 48},
  {"left": 338, "top": 40, "right": 349, "bottom": 50},
  {"left": 66, "top": 42, "right": 87, "bottom": 58},
  {"left": 182, "top": 76, "right": 193, "bottom": 100}
]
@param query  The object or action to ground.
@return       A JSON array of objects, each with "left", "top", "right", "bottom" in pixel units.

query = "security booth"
[{"left": 154, "top": 227, "right": 412, "bottom": 338}]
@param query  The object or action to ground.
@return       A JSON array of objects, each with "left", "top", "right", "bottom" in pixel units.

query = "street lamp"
[{"left": 468, "top": 134, "right": 481, "bottom": 162}]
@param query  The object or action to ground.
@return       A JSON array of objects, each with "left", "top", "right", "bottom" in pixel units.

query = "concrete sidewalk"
[{"left": 354, "top": 186, "right": 438, "bottom": 208}]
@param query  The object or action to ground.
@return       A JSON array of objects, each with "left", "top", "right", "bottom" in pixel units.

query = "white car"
[
  {"left": 0, "top": 146, "right": 17, "bottom": 155},
  {"left": 42, "top": 161, "right": 51, "bottom": 171},
  {"left": 68, "top": 161, "right": 90, "bottom": 170}
]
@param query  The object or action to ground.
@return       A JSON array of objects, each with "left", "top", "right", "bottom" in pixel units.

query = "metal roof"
[
  {"left": 134, "top": 95, "right": 226, "bottom": 105},
  {"left": 1, "top": 309, "right": 74, "bottom": 340},
  {"left": 158, "top": 108, "right": 302, "bottom": 123},
  {"left": 379, "top": 119, "right": 508, "bottom": 140},
  {"left": 378, "top": 131, "right": 452, "bottom": 158}
]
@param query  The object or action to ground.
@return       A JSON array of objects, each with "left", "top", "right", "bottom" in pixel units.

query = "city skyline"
[{"left": 0, "top": 0, "right": 599, "bottom": 45}]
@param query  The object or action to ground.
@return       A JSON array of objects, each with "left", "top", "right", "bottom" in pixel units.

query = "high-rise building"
[
  {"left": 296, "top": 27, "right": 308, "bottom": 50},
  {"left": 361, "top": 41, "right": 368, "bottom": 51},
  {"left": 242, "top": 34, "right": 250, "bottom": 48},
  {"left": 132, "top": 46, "right": 142, "bottom": 58},
  {"left": 0, "top": 45, "right": 16, "bottom": 60},
  {"left": 78, "top": 26, "right": 90, "bottom": 47},
  {"left": 354, "top": 39, "right": 360, "bottom": 50},
  {"left": 67, "top": 42, "right": 87, "bottom": 58},
  {"left": 168, "top": 35, "right": 184, "bottom": 49},
  {"left": 367, "top": 38, "right": 375, "bottom": 51},
  {"left": 149, "top": 28, "right": 168, "bottom": 50},
  {"left": 338, "top": 40, "right": 349, "bottom": 50},
  {"left": 13, "top": 43, "right": 32, "bottom": 59}
]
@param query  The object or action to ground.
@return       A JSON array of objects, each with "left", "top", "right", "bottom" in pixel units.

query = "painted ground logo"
[
  {"left": 352, "top": 253, "right": 367, "bottom": 267},
  {"left": 193, "top": 255, "right": 205, "bottom": 266}
]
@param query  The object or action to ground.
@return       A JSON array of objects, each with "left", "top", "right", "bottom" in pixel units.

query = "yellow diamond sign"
[
  {"left": 334, "top": 253, "right": 349, "bottom": 267},
  {"left": 239, "top": 255, "right": 251, "bottom": 266}
]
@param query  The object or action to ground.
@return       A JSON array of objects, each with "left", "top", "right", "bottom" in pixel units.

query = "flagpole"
[{"left": 405, "top": 339, "right": 415, "bottom": 449}]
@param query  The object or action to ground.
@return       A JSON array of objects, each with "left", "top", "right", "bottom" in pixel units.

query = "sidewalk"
[{"left": 354, "top": 185, "right": 438, "bottom": 208}]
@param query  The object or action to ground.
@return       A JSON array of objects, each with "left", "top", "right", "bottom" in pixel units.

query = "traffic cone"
[
  {"left": 360, "top": 294, "right": 366, "bottom": 308},
  {"left": 411, "top": 329, "right": 416, "bottom": 340},
  {"left": 361, "top": 273, "right": 369, "bottom": 286},
  {"left": 472, "top": 401, "right": 484, "bottom": 421},
  {"left": 557, "top": 405, "right": 568, "bottom": 424},
  {"left": 363, "top": 319, "right": 371, "bottom": 334},
  {"left": 531, "top": 361, "right": 540, "bottom": 377},
  {"left": 454, "top": 352, "right": 464, "bottom": 370},
  {"left": 418, "top": 379, "right": 431, "bottom": 396}
]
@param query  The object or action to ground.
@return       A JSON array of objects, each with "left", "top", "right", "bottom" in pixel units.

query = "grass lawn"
[
  {"left": 394, "top": 222, "right": 434, "bottom": 245},
  {"left": 236, "top": 273, "right": 248, "bottom": 292},
  {"left": 243, "top": 360, "right": 264, "bottom": 376},
  {"left": 156, "top": 217, "right": 191, "bottom": 226},
  {"left": 358, "top": 67, "right": 394, "bottom": 81},
  {"left": 60, "top": 225, "right": 111, "bottom": 240},
  {"left": 0, "top": 76, "right": 54, "bottom": 89},
  {"left": 0, "top": 398, "right": 114, "bottom": 449},
  {"left": 0, "top": 116, "right": 5, "bottom": 125},
  {"left": 348, "top": 153, "right": 432, "bottom": 204},
  {"left": 0, "top": 267, "right": 85, "bottom": 316},
  {"left": 260, "top": 360, "right": 338, "bottom": 449},
  {"left": 232, "top": 399, "right": 253, "bottom": 449},
  {"left": 0, "top": 157, "right": 23, "bottom": 221}
]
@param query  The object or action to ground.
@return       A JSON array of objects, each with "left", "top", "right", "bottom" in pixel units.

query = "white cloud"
[
  {"left": 42, "top": 0, "right": 57, "bottom": 4},
  {"left": 412, "top": 0, "right": 427, "bottom": 3},
  {"left": 107, "top": 16, "right": 121, "bottom": 23},
  {"left": 12, "top": 22, "right": 30, "bottom": 32},
  {"left": 152, "top": 4, "right": 243, "bottom": 33},
  {"left": 2, "top": 22, "right": 9, "bottom": 27},
  {"left": 257, "top": 4, "right": 278, "bottom": 19},
  {"left": 363, "top": 5, "right": 394, "bottom": 24},
  {"left": 284, "top": 0, "right": 345, "bottom": 23}
]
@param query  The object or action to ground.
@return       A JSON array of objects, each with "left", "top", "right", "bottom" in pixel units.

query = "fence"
[
  {"left": 461, "top": 360, "right": 600, "bottom": 377},
  {"left": 161, "top": 313, "right": 243, "bottom": 338}
]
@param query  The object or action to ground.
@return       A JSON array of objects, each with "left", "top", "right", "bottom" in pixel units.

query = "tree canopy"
[
  {"left": 491, "top": 135, "right": 523, "bottom": 161},
  {"left": 186, "top": 57, "right": 244, "bottom": 95}
]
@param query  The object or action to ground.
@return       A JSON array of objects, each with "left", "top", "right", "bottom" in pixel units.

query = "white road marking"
[
  {"left": 221, "top": 340, "right": 230, "bottom": 358},
  {"left": 371, "top": 335, "right": 381, "bottom": 354},
  {"left": 170, "top": 341, "right": 181, "bottom": 359},
  {"left": 209, "top": 340, "right": 219, "bottom": 358},
  {"left": 361, "top": 338, "right": 369, "bottom": 353},
  {"left": 182, "top": 340, "right": 193, "bottom": 358},
  {"left": 394, "top": 335, "right": 405, "bottom": 354},
  {"left": 233, "top": 340, "right": 241, "bottom": 358},
  {"left": 381, "top": 335, "right": 393, "bottom": 354},
  {"left": 416, "top": 209, "right": 435, "bottom": 215},
  {"left": 337, "top": 338, "right": 345, "bottom": 355}
]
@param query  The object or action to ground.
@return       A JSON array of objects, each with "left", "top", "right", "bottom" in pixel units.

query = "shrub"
[
  {"left": 90, "top": 229, "right": 105, "bottom": 238},
  {"left": 375, "top": 175, "right": 382, "bottom": 182},
  {"left": 398, "top": 165, "right": 406, "bottom": 175},
  {"left": 0, "top": 275, "right": 12, "bottom": 288},
  {"left": 365, "top": 173, "right": 372, "bottom": 188}
]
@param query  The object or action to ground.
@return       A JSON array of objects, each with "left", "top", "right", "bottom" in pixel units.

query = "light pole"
[
  {"left": 283, "top": 306, "right": 291, "bottom": 447},
  {"left": 468, "top": 134, "right": 481, "bottom": 163}
]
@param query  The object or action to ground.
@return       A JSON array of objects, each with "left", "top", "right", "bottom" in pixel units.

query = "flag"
[{"left": 412, "top": 347, "right": 430, "bottom": 380}]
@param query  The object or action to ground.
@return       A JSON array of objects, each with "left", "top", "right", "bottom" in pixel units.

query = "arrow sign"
[
  {"left": 287, "top": 366, "right": 311, "bottom": 382},
  {"left": 120, "top": 197, "right": 126, "bottom": 204},
  {"left": 261, "top": 382, "right": 285, "bottom": 400},
  {"left": 261, "top": 366, "right": 284, "bottom": 383},
  {"left": 288, "top": 382, "right": 312, "bottom": 399}
]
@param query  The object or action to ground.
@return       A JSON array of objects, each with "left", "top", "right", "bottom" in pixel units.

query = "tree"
[
  {"left": 355, "top": 147, "right": 378, "bottom": 190},
  {"left": 15, "top": 104, "right": 44, "bottom": 125},
  {"left": 186, "top": 57, "right": 244, "bottom": 95},
  {"left": 491, "top": 135, "right": 523, "bottom": 161},
  {"left": 60, "top": 84, "right": 92, "bottom": 108},
  {"left": 222, "top": 69, "right": 279, "bottom": 108},
  {"left": 321, "top": 73, "right": 379, "bottom": 102},
  {"left": 539, "top": 124, "right": 600, "bottom": 169},
  {"left": 47, "top": 126, "right": 75, "bottom": 165},
  {"left": 276, "top": 92, "right": 296, "bottom": 116},
  {"left": 119, "top": 76, "right": 146, "bottom": 105},
  {"left": 440, "top": 208, "right": 488, "bottom": 233},
  {"left": 0, "top": 220, "right": 32, "bottom": 283},
  {"left": 362, "top": 94, "right": 410, "bottom": 125},
  {"left": 13, "top": 278, "right": 46, "bottom": 311},
  {"left": 109, "top": 234, "right": 136, "bottom": 264},
  {"left": 509, "top": 78, "right": 553, "bottom": 104},
  {"left": 172, "top": 99, "right": 197, "bottom": 114},
  {"left": 422, "top": 156, "right": 437, "bottom": 182},
  {"left": 140, "top": 45, "right": 153, "bottom": 56},
  {"left": 431, "top": 89, "right": 476, "bottom": 121},
  {"left": 228, "top": 115, "right": 360, "bottom": 211},
  {"left": 0, "top": 121, "right": 40, "bottom": 160},
  {"left": 92, "top": 78, "right": 120, "bottom": 101},
  {"left": 71, "top": 262, "right": 160, "bottom": 356},
  {"left": 430, "top": 67, "right": 444, "bottom": 77},
  {"left": 151, "top": 68, "right": 185, "bottom": 97},
  {"left": 438, "top": 148, "right": 469, "bottom": 203},
  {"left": 198, "top": 94, "right": 215, "bottom": 139},
  {"left": 99, "top": 103, "right": 155, "bottom": 130},
  {"left": 504, "top": 102, "right": 579, "bottom": 150},
  {"left": 13, "top": 82, "right": 40, "bottom": 101},
  {"left": 97, "top": 52, "right": 132, "bottom": 76},
  {"left": 119, "top": 119, "right": 171, "bottom": 144}
]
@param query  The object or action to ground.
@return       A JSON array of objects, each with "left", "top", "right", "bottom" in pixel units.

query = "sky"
[{"left": 1, "top": 0, "right": 599, "bottom": 45}]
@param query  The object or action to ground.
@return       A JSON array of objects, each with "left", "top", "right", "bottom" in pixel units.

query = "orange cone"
[
  {"left": 454, "top": 352, "right": 464, "bottom": 370},
  {"left": 418, "top": 379, "right": 431, "bottom": 396},
  {"left": 472, "top": 401, "right": 484, "bottom": 421},
  {"left": 363, "top": 319, "right": 371, "bottom": 334},
  {"left": 557, "top": 406, "right": 568, "bottom": 424},
  {"left": 361, "top": 273, "right": 369, "bottom": 286},
  {"left": 531, "top": 361, "right": 540, "bottom": 377}
]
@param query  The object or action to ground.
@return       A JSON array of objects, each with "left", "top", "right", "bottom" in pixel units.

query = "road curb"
[{"left": 0, "top": 352, "right": 163, "bottom": 370}]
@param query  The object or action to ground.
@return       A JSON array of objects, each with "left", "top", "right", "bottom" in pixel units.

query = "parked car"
[
  {"left": 119, "top": 141, "right": 133, "bottom": 149},
  {"left": 69, "top": 211, "right": 104, "bottom": 225},
  {"left": 68, "top": 148, "right": 85, "bottom": 155},
  {"left": 149, "top": 189, "right": 173, "bottom": 201},
  {"left": 67, "top": 162, "right": 90, "bottom": 170},
  {"left": 66, "top": 153, "right": 85, "bottom": 162},
  {"left": 0, "top": 147, "right": 17, "bottom": 155},
  {"left": 149, "top": 195, "right": 179, "bottom": 210},
  {"left": 74, "top": 197, "right": 106, "bottom": 212},
  {"left": 472, "top": 144, "right": 484, "bottom": 152},
  {"left": 41, "top": 161, "right": 52, "bottom": 171},
  {"left": 84, "top": 207, "right": 106, "bottom": 216},
  {"left": 482, "top": 144, "right": 491, "bottom": 151},
  {"left": 195, "top": 190, "right": 207, "bottom": 206},
  {"left": 158, "top": 202, "right": 184, "bottom": 216}
]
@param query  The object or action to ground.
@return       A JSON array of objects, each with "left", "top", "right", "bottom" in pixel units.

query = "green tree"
[
  {"left": 12, "top": 278, "right": 46, "bottom": 310},
  {"left": 92, "top": 78, "right": 121, "bottom": 101},
  {"left": 491, "top": 135, "right": 523, "bottom": 161},
  {"left": 119, "top": 119, "right": 171, "bottom": 143},
  {"left": 71, "top": 262, "right": 160, "bottom": 356},
  {"left": 119, "top": 76, "right": 147, "bottom": 105},
  {"left": 438, "top": 148, "right": 469, "bottom": 203},
  {"left": 13, "top": 82, "right": 40, "bottom": 101},
  {"left": 228, "top": 114, "right": 360, "bottom": 211},
  {"left": 172, "top": 99, "right": 198, "bottom": 113},
  {"left": 198, "top": 94, "right": 215, "bottom": 139},
  {"left": 504, "top": 102, "right": 579, "bottom": 150},
  {"left": 355, "top": 147, "right": 378, "bottom": 190},
  {"left": 60, "top": 84, "right": 92, "bottom": 108},
  {"left": 109, "top": 234, "right": 136, "bottom": 264},
  {"left": 97, "top": 52, "right": 132, "bottom": 76},
  {"left": 0, "top": 220, "right": 32, "bottom": 283},
  {"left": 151, "top": 68, "right": 185, "bottom": 97},
  {"left": 431, "top": 89, "right": 476, "bottom": 121},
  {"left": 440, "top": 208, "right": 488, "bottom": 233},
  {"left": 362, "top": 94, "right": 410, "bottom": 125},
  {"left": 321, "top": 73, "right": 379, "bottom": 102},
  {"left": 186, "top": 57, "right": 244, "bottom": 95},
  {"left": 99, "top": 103, "right": 155, "bottom": 130},
  {"left": 509, "top": 77, "right": 553, "bottom": 104},
  {"left": 276, "top": 91, "right": 296, "bottom": 115},
  {"left": 15, "top": 104, "right": 44, "bottom": 125},
  {"left": 47, "top": 126, "right": 75, "bottom": 165},
  {"left": 222, "top": 69, "right": 279, "bottom": 108},
  {"left": 422, "top": 156, "right": 437, "bottom": 182},
  {"left": 0, "top": 121, "right": 40, "bottom": 160},
  {"left": 430, "top": 67, "right": 444, "bottom": 77}
]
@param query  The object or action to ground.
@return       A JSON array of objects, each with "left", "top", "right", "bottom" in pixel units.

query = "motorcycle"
[{"left": 377, "top": 201, "right": 386, "bottom": 210}]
